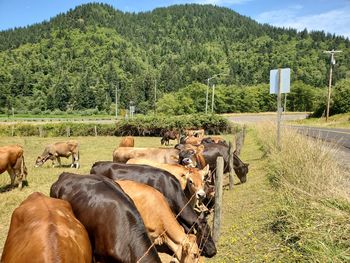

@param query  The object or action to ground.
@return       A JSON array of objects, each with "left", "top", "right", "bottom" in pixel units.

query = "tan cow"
[
  {"left": 0, "top": 145, "right": 27, "bottom": 189},
  {"left": 1, "top": 192, "right": 92, "bottom": 263},
  {"left": 184, "top": 129, "right": 205, "bottom": 138},
  {"left": 127, "top": 158, "right": 209, "bottom": 202},
  {"left": 119, "top": 136, "right": 135, "bottom": 147},
  {"left": 35, "top": 140, "right": 79, "bottom": 168},
  {"left": 117, "top": 180, "right": 203, "bottom": 263}
]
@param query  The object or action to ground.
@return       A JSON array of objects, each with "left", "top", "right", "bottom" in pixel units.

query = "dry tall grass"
[{"left": 256, "top": 123, "right": 350, "bottom": 262}]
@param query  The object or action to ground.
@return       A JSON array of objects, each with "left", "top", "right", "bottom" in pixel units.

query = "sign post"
[{"left": 270, "top": 68, "right": 290, "bottom": 149}]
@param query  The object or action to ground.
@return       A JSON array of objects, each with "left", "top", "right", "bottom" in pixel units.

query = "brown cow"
[
  {"left": 35, "top": 140, "right": 79, "bottom": 168},
  {"left": 113, "top": 146, "right": 203, "bottom": 168},
  {"left": 161, "top": 130, "right": 179, "bottom": 146},
  {"left": 201, "top": 136, "right": 226, "bottom": 144},
  {"left": 127, "top": 158, "right": 209, "bottom": 203},
  {"left": 184, "top": 129, "right": 205, "bottom": 138},
  {"left": 119, "top": 136, "right": 135, "bottom": 147},
  {"left": 0, "top": 145, "right": 27, "bottom": 189},
  {"left": 1, "top": 192, "right": 92, "bottom": 263},
  {"left": 117, "top": 180, "right": 203, "bottom": 263}
]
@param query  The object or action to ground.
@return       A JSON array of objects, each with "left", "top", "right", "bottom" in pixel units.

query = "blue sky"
[{"left": 1, "top": 0, "right": 349, "bottom": 38}]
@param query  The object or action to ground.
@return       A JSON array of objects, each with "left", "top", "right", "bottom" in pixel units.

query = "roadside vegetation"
[
  {"left": 292, "top": 112, "right": 350, "bottom": 128},
  {"left": 255, "top": 124, "right": 350, "bottom": 262},
  {"left": 0, "top": 114, "right": 233, "bottom": 137}
]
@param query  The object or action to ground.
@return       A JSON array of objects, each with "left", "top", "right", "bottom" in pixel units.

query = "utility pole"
[
  {"left": 154, "top": 79, "right": 157, "bottom": 114},
  {"left": 115, "top": 82, "right": 118, "bottom": 119},
  {"left": 211, "top": 84, "right": 215, "bottom": 113},
  {"left": 205, "top": 78, "right": 210, "bottom": 114},
  {"left": 324, "top": 49, "right": 342, "bottom": 122}
]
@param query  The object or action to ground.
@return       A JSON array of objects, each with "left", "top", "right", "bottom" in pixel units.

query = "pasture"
[
  {"left": 0, "top": 131, "right": 326, "bottom": 262},
  {"left": 0, "top": 133, "right": 293, "bottom": 262}
]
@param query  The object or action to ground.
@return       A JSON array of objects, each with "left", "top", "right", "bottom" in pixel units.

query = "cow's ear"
[
  {"left": 175, "top": 144, "right": 185, "bottom": 150},
  {"left": 202, "top": 164, "right": 210, "bottom": 176},
  {"left": 197, "top": 145, "right": 205, "bottom": 153},
  {"left": 246, "top": 163, "right": 250, "bottom": 167}
]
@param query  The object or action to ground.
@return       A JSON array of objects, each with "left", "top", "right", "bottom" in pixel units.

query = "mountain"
[{"left": 0, "top": 3, "right": 349, "bottom": 114}]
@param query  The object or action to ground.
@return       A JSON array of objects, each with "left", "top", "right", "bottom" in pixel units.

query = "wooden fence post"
[
  {"left": 94, "top": 125, "right": 97, "bottom": 136},
  {"left": 66, "top": 127, "right": 70, "bottom": 137},
  {"left": 213, "top": 156, "right": 224, "bottom": 243},
  {"left": 39, "top": 126, "right": 43, "bottom": 137},
  {"left": 228, "top": 141, "right": 235, "bottom": 190}
]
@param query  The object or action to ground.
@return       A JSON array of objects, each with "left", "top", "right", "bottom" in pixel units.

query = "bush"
[
  {"left": 0, "top": 123, "right": 117, "bottom": 137},
  {"left": 115, "top": 114, "right": 233, "bottom": 136}
]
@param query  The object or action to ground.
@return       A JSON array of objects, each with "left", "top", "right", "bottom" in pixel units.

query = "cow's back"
[
  {"left": 0, "top": 145, "right": 24, "bottom": 173},
  {"left": 91, "top": 162, "right": 196, "bottom": 230},
  {"left": 113, "top": 147, "right": 179, "bottom": 163},
  {"left": 1, "top": 192, "right": 91, "bottom": 263},
  {"left": 50, "top": 173, "right": 160, "bottom": 263}
]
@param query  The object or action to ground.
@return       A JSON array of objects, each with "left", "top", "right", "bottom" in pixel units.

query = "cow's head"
[
  {"left": 196, "top": 212, "right": 217, "bottom": 258},
  {"left": 234, "top": 163, "right": 249, "bottom": 183},
  {"left": 233, "top": 150, "right": 249, "bottom": 183},
  {"left": 35, "top": 155, "right": 50, "bottom": 167},
  {"left": 181, "top": 234, "right": 203, "bottom": 263},
  {"left": 183, "top": 165, "right": 210, "bottom": 200},
  {"left": 176, "top": 144, "right": 206, "bottom": 168}
]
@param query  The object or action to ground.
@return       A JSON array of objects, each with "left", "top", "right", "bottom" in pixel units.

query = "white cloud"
[{"left": 256, "top": 5, "right": 350, "bottom": 38}]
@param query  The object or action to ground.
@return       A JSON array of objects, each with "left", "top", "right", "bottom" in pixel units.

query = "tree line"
[{"left": 0, "top": 3, "right": 349, "bottom": 115}]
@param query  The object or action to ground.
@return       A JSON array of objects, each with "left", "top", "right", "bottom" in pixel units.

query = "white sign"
[{"left": 270, "top": 68, "right": 290, "bottom": 94}]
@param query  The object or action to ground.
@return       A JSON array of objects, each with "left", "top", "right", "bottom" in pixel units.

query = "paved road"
[
  {"left": 291, "top": 126, "right": 350, "bottom": 150},
  {"left": 227, "top": 113, "right": 308, "bottom": 123},
  {"left": 227, "top": 113, "right": 350, "bottom": 169}
]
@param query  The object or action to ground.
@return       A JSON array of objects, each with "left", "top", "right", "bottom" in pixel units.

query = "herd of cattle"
[{"left": 0, "top": 129, "right": 249, "bottom": 263}]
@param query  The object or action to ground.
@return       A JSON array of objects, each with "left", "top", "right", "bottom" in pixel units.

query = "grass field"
[
  {"left": 0, "top": 133, "right": 303, "bottom": 261},
  {"left": 291, "top": 112, "right": 350, "bottom": 128}
]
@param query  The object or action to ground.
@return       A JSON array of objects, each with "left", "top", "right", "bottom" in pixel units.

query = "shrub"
[{"left": 115, "top": 114, "right": 233, "bottom": 136}]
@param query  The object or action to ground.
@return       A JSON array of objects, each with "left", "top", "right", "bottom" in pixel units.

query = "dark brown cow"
[
  {"left": 35, "top": 140, "right": 79, "bottom": 168},
  {"left": 1, "top": 192, "right": 92, "bottom": 263},
  {"left": 0, "top": 145, "right": 27, "bottom": 189},
  {"left": 50, "top": 172, "right": 161, "bottom": 263},
  {"left": 161, "top": 130, "right": 179, "bottom": 145},
  {"left": 119, "top": 136, "right": 135, "bottom": 147}
]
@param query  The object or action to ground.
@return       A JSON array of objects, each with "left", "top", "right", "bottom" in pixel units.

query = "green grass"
[
  {"left": 255, "top": 124, "right": 350, "bottom": 262},
  {"left": 0, "top": 113, "right": 113, "bottom": 120},
  {"left": 208, "top": 129, "right": 297, "bottom": 262},
  {"left": 1, "top": 132, "right": 334, "bottom": 262},
  {"left": 290, "top": 112, "right": 350, "bottom": 128},
  {"left": 0, "top": 136, "right": 161, "bottom": 255}
]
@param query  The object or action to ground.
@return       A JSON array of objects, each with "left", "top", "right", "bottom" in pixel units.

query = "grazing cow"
[
  {"left": 126, "top": 158, "right": 209, "bottom": 204},
  {"left": 90, "top": 162, "right": 217, "bottom": 258},
  {"left": 181, "top": 136, "right": 227, "bottom": 146},
  {"left": 0, "top": 145, "right": 27, "bottom": 189},
  {"left": 184, "top": 129, "right": 205, "bottom": 138},
  {"left": 35, "top": 140, "right": 80, "bottom": 168},
  {"left": 201, "top": 136, "right": 227, "bottom": 144},
  {"left": 1, "top": 192, "right": 92, "bottom": 263},
  {"left": 113, "top": 147, "right": 200, "bottom": 168},
  {"left": 161, "top": 130, "right": 179, "bottom": 146},
  {"left": 119, "top": 136, "right": 134, "bottom": 147},
  {"left": 117, "top": 180, "right": 203, "bottom": 263},
  {"left": 202, "top": 142, "right": 249, "bottom": 184},
  {"left": 50, "top": 172, "right": 161, "bottom": 263}
]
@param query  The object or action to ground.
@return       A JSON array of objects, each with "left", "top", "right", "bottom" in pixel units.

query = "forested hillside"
[{"left": 0, "top": 3, "right": 349, "bottom": 115}]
